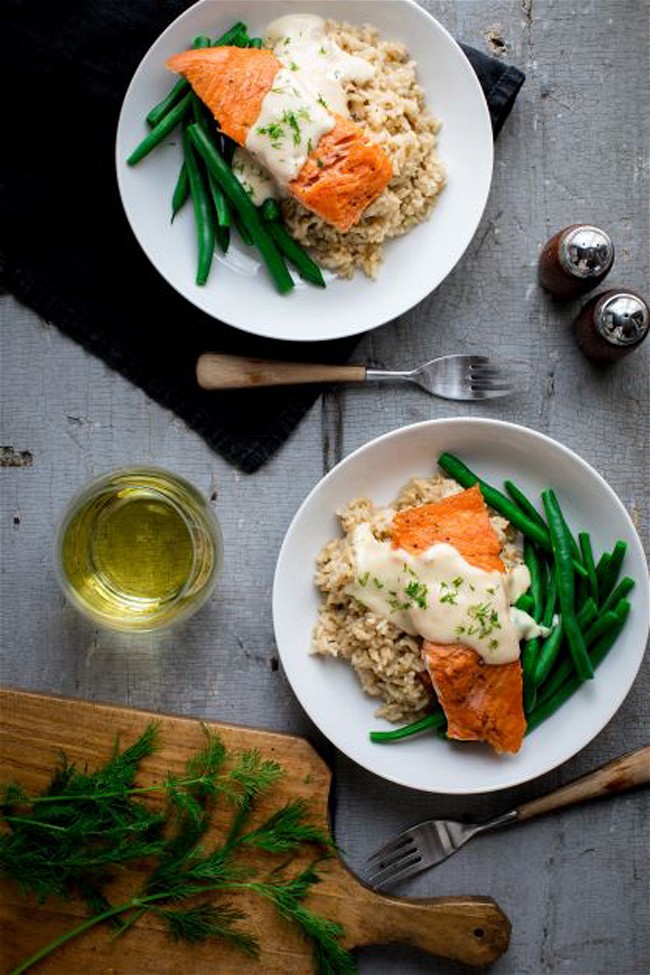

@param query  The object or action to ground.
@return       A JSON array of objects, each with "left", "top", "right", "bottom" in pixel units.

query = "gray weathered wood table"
[{"left": 1, "top": 2, "right": 649, "bottom": 973}]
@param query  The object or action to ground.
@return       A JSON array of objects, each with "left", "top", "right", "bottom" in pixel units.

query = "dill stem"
[
  {"left": 10, "top": 885, "right": 223, "bottom": 975},
  {"left": 2, "top": 815, "right": 67, "bottom": 832},
  {"left": 18, "top": 776, "right": 209, "bottom": 806}
]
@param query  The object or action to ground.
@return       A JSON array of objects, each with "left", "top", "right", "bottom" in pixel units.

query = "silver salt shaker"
[
  {"left": 539, "top": 224, "right": 615, "bottom": 298},
  {"left": 573, "top": 290, "right": 649, "bottom": 362}
]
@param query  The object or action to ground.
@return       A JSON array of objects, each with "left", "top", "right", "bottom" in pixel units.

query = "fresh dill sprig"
[{"left": 1, "top": 724, "right": 356, "bottom": 975}]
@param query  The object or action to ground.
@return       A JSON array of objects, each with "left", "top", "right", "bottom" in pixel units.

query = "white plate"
[
  {"left": 116, "top": 0, "right": 493, "bottom": 342},
  {"left": 272, "top": 419, "right": 650, "bottom": 793}
]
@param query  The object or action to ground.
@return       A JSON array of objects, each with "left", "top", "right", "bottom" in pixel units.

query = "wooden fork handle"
[
  {"left": 516, "top": 744, "right": 650, "bottom": 821},
  {"left": 196, "top": 353, "right": 366, "bottom": 389}
]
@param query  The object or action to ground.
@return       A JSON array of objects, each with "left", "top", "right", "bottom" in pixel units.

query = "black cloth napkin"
[{"left": 1, "top": 1, "right": 525, "bottom": 473}]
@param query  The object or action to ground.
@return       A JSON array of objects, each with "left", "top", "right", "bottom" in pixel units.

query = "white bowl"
[
  {"left": 272, "top": 419, "right": 649, "bottom": 793},
  {"left": 116, "top": 0, "right": 493, "bottom": 342}
]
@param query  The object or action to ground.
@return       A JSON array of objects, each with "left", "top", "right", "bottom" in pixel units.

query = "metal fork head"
[
  {"left": 415, "top": 355, "right": 531, "bottom": 401},
  {"left": 364, "top": 819, "right": 475, "bottom": 888}
]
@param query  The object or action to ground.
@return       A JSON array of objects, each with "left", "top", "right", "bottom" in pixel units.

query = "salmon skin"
[
  {"left": 393, "top": 485, "right": 526, "bottom": 754},
  {"left": 166, "top": 46, "right": 393, "bottom": 232}
]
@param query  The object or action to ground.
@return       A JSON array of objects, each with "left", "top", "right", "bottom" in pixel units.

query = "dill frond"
[{"left": 1, "top": 725, "right": 355, "bottom": 975}]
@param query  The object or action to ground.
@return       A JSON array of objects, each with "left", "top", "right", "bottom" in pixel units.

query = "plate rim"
[
  {"left": 115, "top": 0, "right": 494, "bottom": 342},
  {"left": 272, "top": 417, "right": 650, "bottom": 794}
]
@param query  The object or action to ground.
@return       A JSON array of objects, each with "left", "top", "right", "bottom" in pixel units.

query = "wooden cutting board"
[{"left": 0, "top": 689, "right": 511, "bottom": 973}]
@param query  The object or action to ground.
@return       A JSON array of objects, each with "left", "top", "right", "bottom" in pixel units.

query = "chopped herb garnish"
[
  {"left": 358, "top": 572, "right": 370, "bottom": 587},
  {"left": 319, "top": 45, "right": 327, "bottom": 55},
  {"left": 465, "top": 601, "right": 502, "bottom": 640},
  {"left": 289, "top": 61, "right": 299, "bottom": 71},
  {"left": 486, "top": 586, "right": 497, "bottom": 595},
  {"left": 440, "top": 592, "right": 458, "bottom": 606},
  {"left": 372, "top": 576, "right": 384, "bottom": 590},
  {"left": 316, "top": 158, "right": 324, "bottom": 168},
  {"left": 404, "top": 580, "right": 428, "bottom": 609},
  {"left": 489, "top": 638, "right": 499, "bottom": 650},
  {"left": 452, "top": 576, "right": 464, "bottom": 588},
  {"left": 317, "top": 94, "right": 329, "bottom": 110}
]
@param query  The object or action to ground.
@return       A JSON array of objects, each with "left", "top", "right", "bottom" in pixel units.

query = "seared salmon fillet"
[
  {"left": 421, "top": 642, "right": 526, "bottom": 753},
  {"left": 392, "top": 483, "right": 504, "bottom": 573},
  {"left": 166, "top": 47, "right": 393, "bottom": 232},
  {"left": 393, "top": 485, "right": 526, "bottom": 754}
]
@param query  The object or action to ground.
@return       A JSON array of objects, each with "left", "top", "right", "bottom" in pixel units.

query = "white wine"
[{"left": 56, "top": 468, "right": 222, "bottom": 630}]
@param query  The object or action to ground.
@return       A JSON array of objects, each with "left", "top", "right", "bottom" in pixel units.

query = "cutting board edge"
[{"left": 0, "top": 685, "right": 332, "bottom": 781}]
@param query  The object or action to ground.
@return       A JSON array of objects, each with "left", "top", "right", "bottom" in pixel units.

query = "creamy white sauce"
[
  {"left": 245, "top": 66, "right": 334, "bottom": 185},
  {"left": 241, "top": 14, "right": 375, "bottom": 190},
  {"left": 347, "top": 524, "right": 544, "bottom": 665},
  {"left": 231, "top": 147, "right": 279, "bottom": 206},
  {"left": 265, "top": 14, "right": 375, "bottom": 117}
]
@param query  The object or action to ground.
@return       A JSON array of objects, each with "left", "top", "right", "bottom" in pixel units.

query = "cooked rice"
[
  {"left": 283, "top": 20, "right": 446, "bottom": 279},
  {"left": 312, "top": 476, "right": 521, "bottom": 722}
]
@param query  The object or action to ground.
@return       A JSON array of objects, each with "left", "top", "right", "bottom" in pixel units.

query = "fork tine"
[
  {"left": 365, "top": 851, "right": 425, "bottom": 888},
  {"left": 366, "top": 831, "right": 416, "bottom": 864}
]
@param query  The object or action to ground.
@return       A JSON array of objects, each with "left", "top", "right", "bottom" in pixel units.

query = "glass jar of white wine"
[{"left": 55, "top": 467, "right": 223, "bottom": 631}]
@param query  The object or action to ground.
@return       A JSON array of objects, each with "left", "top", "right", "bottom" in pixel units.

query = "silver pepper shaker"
[
  {"left": 539, "top": 224, "right": 615, "bottom": 298},
  {"left": 573, "top": 290, "right": 649, "bottom": 362}
]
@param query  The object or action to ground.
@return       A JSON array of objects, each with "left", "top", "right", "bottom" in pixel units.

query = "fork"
[
  {"left": 364, "top": 745, "right": 650, "bottom": 888},
  {"left": 196, "top": 353, "right": 530, "bottom": 400}
]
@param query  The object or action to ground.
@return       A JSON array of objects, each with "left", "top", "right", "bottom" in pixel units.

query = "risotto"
[
  {"left": 312, "top": 476, "right": 521, "bottom": 723},
  {"left": 283, "top": 20, "right": 446, "bottom": 279}
]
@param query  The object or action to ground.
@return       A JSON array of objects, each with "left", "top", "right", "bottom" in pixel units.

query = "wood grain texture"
[
  {"left": 1, "top": 2, "right": 649, "bottom": 974},
  {"left": 0, "top": 690, "right": 510, "bottom": 973},
  {"left": 196, "top": 354, "right": 367, "bottom": 389}
]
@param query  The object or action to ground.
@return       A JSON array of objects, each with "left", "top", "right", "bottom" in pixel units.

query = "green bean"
[
  {"left": 537, "top": 598, "right": 626, "bottom": 704},
  {"left": 523, "top": 682, "right": 537, "bottom": 714},
  {"left": 527, "top": 603, "right": 630, "bottom": 732},
  {"left": 145, "top": 35, "right": 210, "bottom": 128},
  {"left": 576, "top": 597, "right": 598, "bottom": 630},
  {"left": 210, "top": 21, "right": 248, "bottom": 46},
  {"left": 515, "top": 593, "right": 534, "bottom": 614},
  {"left": 187, "top": 123, "right": 294, "bottom": 293},
  {"left": 532, "top": 621, "right": 563, "bottom": 688},
  {"left": 524, "top": 537, "right": 544, "bottom": 620},
  {"left": 171, "top": 161, "right": 189, "bottom": 221},
  {"left": 232, "top": 212, "right": 254, "bottom": 246},
  {"left": 597, "top": 540, "right": 627, "bottom": 603},
  {"left": 437, "top": 454, "right": 588, "bottom": 578},
  {"left": 522, "top": 636, "right": 540, "bottom": 703},
  {"left": 215, "top": 224, "right": 230, "bottom": 254},
  {"left": 583, "top": 609, "right": 621, "bottom": 647},
  {"left": 578, "top": 532, "right": 599, "bottom": 605},
  {"left": 541, "top": 489, "right": 593, "bottom": 680},
  {"left": 595, "top": 551, "right": 611, "bottom": 598},
  {"left": 182, "top": 129, "right": 215, "bottom": 286},
  {"left": 504, "top": 479, "right": 547, "bottom": 530},
  {"left": 599, "top": 576, "right": 635, "bottom": 615},
  {"left": 128, "top": 92, "right": 192, "bottom": 166},
  {"left": 188, "top": 94, "right": 233, "bottom": 235},
  {"left": 145, "top": 24, "right": 246, "bottom": 129},
  {"left": 541, "top": 568, "right": 558, "bottom": 627},
  {"left": 267, "top": 221, "right": 326, "bottom": 287},
  {"left": 533, "top": 597, "right": 595, "bottom": 693},
  {"left": 370, "top": 710, "right": 446, "bottom": 743},
  {"left": 261, "top": 198, "right": 281, "bottom": 222},
  {"left": 147, "top": 78, "right": 189, "bottom": 129},
  {"left": 207, "top": 171, "right": 231, "bottom": 228}
]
